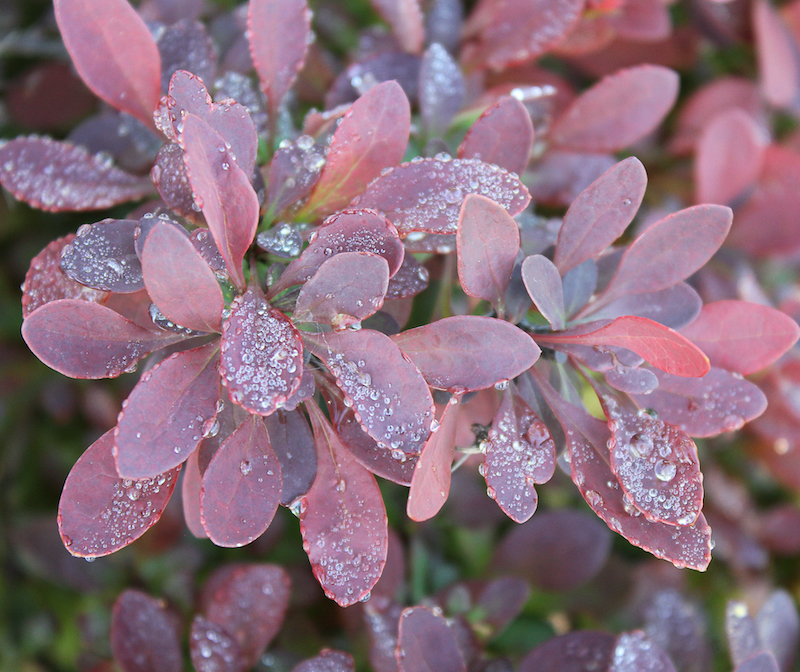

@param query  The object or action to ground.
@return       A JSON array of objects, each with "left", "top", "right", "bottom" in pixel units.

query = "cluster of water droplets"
[
  {"left": 191, "top": 618, "right": 240, "bottom": 670},
  {"left": 257, "top": 222, "right": 303, "bottom": 258}
]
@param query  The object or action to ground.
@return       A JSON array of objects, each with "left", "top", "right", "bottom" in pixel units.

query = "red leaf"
[
  {"left": 292, "top": 650, "right": 356, "bottom": 672},
  {"left": 458, "top": 96, "right": 534, "bottom": 176},
  {"left": 54, "top": 0, "right": 161, "bottom": 127},
  {"left": 681, "top": 301, "right": 800, "bottom": 376},
  {"left": 354, "top": 157, "right": 531, "bottom": 235},
  {"left": 518, "top": 631, "right": 614, "bottom": 672},
  {"left": 58, "top": 430, "right": 180, "bottom": 558},
  {"left": 115, "top": 342, "right": 221, "bottom": 478},
  {"left": 419, "top": 43, "right": 465, "bottom": 136},
  {"left": 609, "top": 631, "right": 676, "bottom": 672},
  {"left": 549, "top": 65, "right": 679, "bottom": 153},
  {"left": 190, "top": 616, "right": 247, "bottom": 672},
  {"left": 396, "top": 607, "right": 466, "bottom": 672},
  {"left": 111, "top": 590, "right": 182, "bottom": 672},
  {"left": 200, "top": 413, "right": 282, "bottom": 547},
  {"left": 0, "top": 137, "right": 153, "bottom": 212},
  {"left": 22, "top": 299, "right": 182, "bottom": 379},
  {"left": 264, "top": 409, "right": 317, "bottom": 505},
  {"left": 553, "top": 157, "right": 647, "bottom": 275},
  {"left": 393, "top": 316, "right": 539, "bottom": 392},
  {"left": 754, "top": 0, "right": 800, "bottom": 109},
  {"left": 370, "top": 0, "right": 424, "bottom": 53},
  {"left": 522, "top": 255, "right": 565, "bottom": 330},
  {"left": 182, "top": 113, "right": 259, "bottom": 290},
  {"left": 457, "top": 194, "right": 520, "bottom": 311},
  {"left": 219, "top": 287, "right": 304, "bottom": 415},
  {"left": 302, "top": 403, "right": 388, "bottom": 607},
  {"left": 407, "top": 396, "right": 461, "bottom": 521},
  {"left": 300, "top": 82, "right": 411, "bottom": 219},
  {"left": 142, "top": 220, "right": 225, "bottom": 333},
  {"left": 249, "top": 0, "right": 312, "bottom": 117}
]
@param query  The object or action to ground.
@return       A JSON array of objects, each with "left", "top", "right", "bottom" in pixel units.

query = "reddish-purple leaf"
[
  {"left": 135, "top": 212, "right": 191, "bottom": 260},
  {"left": 22, "top": 299, "right": 182, "bottom": 379},
  {"left": 325, "top": 53, "right": 421, "bottom": 109},
  {"left": 192, "top": 228, "right": 227, "bottom": 275},
  {"left": 457, "top": 194, "right": 520, "bottom": 311},
  {"left": 264, "top": 409, "right": 317, "bottom": 505},
  {"left": 522, "top": 255, "right": 565, "bottom": 330},
  {"left": 586, "top": 282, "right": 703, "bottom": 330},
  {"left": 306, "top": 329, "right": 434, "bottom": 456},
  {"left": 111, "top": 590, "right": 182, "bottom": 672},
  {"left": 528, "top": 151, "right": 617, "bottom": 207},
  {"left": 292, "top": 650, "right": 356, "bottom": 672},
  {"left": 385, "top": 253, "right": 429, "bottom": 300},
  {"left": 181, "top": 113, "right": 259, "bottom": 289},
  {"left": 610, "top": 631, "right": 676, "bottom": 672},
  {"left": 300, "top": 82, "right": 411, "bottom": 219},
  {"left": 735, "top": 652, "right": 781, "bottom": 672},
  {"left": 371, "top": 0, "right": 424, "bottom": 53},
  {"left": 419, "top": 43, "right": 465, "bottom": 137},
  {"left": 220, "top": 287, "right": 304, "bottom": 415},
  {"left": 728, "top": 601, "right": 764, "bottom": 668},
  {"left": 257, "top": 223, "right": 304, "bottom": 259},
  {"left": 393, "top": 316, "right": 539, "bottom": 392},
  {"left": 754, "top": 0, "right": 800, "bottom": 109},
  {"left": 249, "top": 0, "right": 311, "bottom": 117},
  {"left": 54, "top": 0, "right": 161, "bottom": 127},
  {"left": 58, "top": 430, "right": 179, "bottom": 558},
  {"left": 681, "top": 301, "right": 800, "bottom": 376},
  {"left": 407, "top": 396, "right": 461, "bottom": 521},
  {"left": 553, "top": 157, "right": 647, "bottom": 275},
  {"left": 294, "top": 252, "right": 390, "bottom": 328},
  {"left": 364, "top": 596, "right": 404, "bottom": 672},
  {"left": 265, "top": 138, "right": 326, "bottom": 218},
  {"left": 518, "top": 631, "right": 615, "bottom": 672},
  {"left": 458, "top": 96, "right": 534, "bottom": 176},
  {"left": 396, "top": 607, "right": 466, "bottom": 672},
  {"left": 0, "top": 137, "right": 153, "bottom": 212},
  {"left": 642, "top": 590, "right": 711, "bottom": 672},
  {"left": 190, "top": 616, "right": 246, "bottom": 672},
  {"left": 157, "top": 19, "right": 217, "bottom": 93},
  {"left": 182, "top": 450, "right": 207, "bottom": 538},
  {"left": 549, "top": 65, "right": 679, "bottom": 153},
  {"left": 151, "top": 142, "right": 200, "bottom": 222},
  {"left": 756, "top": 590, "right": 800, "bottom": 672},
  {"left": 302, "top": 403, "right": 388, "bottom": 607},
  {"left": 142, "top": 221, "right": 225, "bottom": 333},
  {"left": 354, "top": 157, "right": 531, "bottom": 235}
]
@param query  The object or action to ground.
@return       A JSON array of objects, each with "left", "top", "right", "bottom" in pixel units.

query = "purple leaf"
[
  {"left": 753, "top": 0, "right": 800, "bottom": 109},
  {"left": 182, "top": 450, "right": 207, "bottom": 539},
  {"left": 265, "top": 138, "right": 326, "bottom": 218},
  {"left": 114, "top": 342, "right": 221, "bottom": 478},
  {"left": 756, "top": 590, "right": 800, "bottom": 672},
  {"left": 562, "top": 259, "right": 597, "bottom": 318},
  {"left": 282, "top": 369, "right": 316, "bottom": 411},
  {"left": 426, "top": 0, "right": 463, "bottom": 53},
  {"left": 586, "top": 282, "right": 703, "bottom": 330},
  {"left": 192, "top": 228, "right": 227, "bottom": 275},
  {"left": 111, "top": 590, "right": 182, "bottom": 672},
  {"left": 134, "top": 212, "right": 190, "bottom": 259},
  {"left": 736, "top": 652, "right": 781, "bottom": 672},
  {"left": 58, "top": 430, "right": 179, "bottom": 558},
  {"left": 190, "top": 616, "right": 246, "bottom": 672},
  {"left": 610, "top": 631, "right": 676, "bottom": 672},
  {"left": 364, "top": 596, "right": 404, "bottom": 672},
  {"left": 397, "top": 607, "right": 466, "bottom": 672},
  {"left": 292, "top": 650, "right": 356, "bottom": 672},
  {"left": 264, "top": 409, "right": 317, "bottom": 505},
  {"left": 257, "top": 223, "right": 304, "bottom": 259},
  {"left": 528, "top": 151, "right": 617, "bottom": 207},
  {"left": 472, "top": 577, "right": 532, "bottom": 635},
  {"left": 0, "top": 137, "right": 153, "bottom": 212},
  {"left": 151, "top": 142, "right": 201, "bottom": 222},
  {"left": 325, "top": 53, "right": 421, "bottom": 109},
  {"left": 518, "top": 631, "right": 615, "bottom": 672},
  {"left": 728, "top": 601, "right": 764, "bottom": 668},
  {"left": 370, "top": 0, "right": 424, "bottom": 53},
  {"left": 642, "top": 590, "right": 711, "bottom": 672},
  {"left": 385, "top": 253, "right": 429, "bottom": 300},
  {"left": 354, "top": 157, "right": 531, "bottom": 235},
  {"left": 419, "top": 43, "right": 465, "bottom": 137},
  {"left": 157, "top": 19, "right": 217, "bottom": 94},
  {"left": 522, "top": 255, "right": 565, "bottom": 330}
]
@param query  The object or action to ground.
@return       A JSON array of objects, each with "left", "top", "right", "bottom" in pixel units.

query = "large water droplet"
[{"left": 654, "top": 459, "right": 677, "bottom": 482}]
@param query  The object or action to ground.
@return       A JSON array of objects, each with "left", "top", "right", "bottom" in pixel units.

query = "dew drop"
[{"left": 653, "top": 460, "right": 677, "bottom": 482}]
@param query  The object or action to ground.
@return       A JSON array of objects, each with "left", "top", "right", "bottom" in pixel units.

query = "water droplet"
[
  {"left": 629, "top": 432, "right": 654, "bottom": 458},
  {"left": 654, "top": 460, "right": 677, "bottom": 482}
]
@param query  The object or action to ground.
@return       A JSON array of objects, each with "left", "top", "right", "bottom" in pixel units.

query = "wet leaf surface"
[
  {"left": 518, "top": 631, "right": 614, "bottom": 672},
  {"left": 609, "top": 631, "right": 676, "bottom": 672},
  {"left": 265, "top": 138, "right": 326, "bottom": 218},
  {"left": 385, "top": 253, "right": 429, "bottom": 300},
  {"left": 157, "top": 19, "right": 217, "bottom": 93},
  {"left": 396, "top": 606, "right": 466, "bottom": 672},
  {"left": 642, "top": 590, "right": 711, "bottom": 672},
  {"left": 151, "top": 142, "right": 200, "bottom": 221},
  {"left": 419, "top": 43, "right": 465, "bottom": 137},
  {"left": 264, "top": 408, "right": 317, "bottom": 506},
  {"left": 727, "top": 601, "right": 764, "bottom": 668},
  {"left": 190, "top": 615, "right": 246, "bottom": 672}
]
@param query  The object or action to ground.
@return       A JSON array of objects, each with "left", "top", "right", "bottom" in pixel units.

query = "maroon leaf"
[
  {"left": 181, "top": 113, "right": 259, "bottom": 290},
  {"left": 586, "top": 282, "right": 703, "bottom": 330},
  {"left": 111, "top": 590, "right": 182, "bottom": 672},
  {"left": 190, "top": 616, "right": 246, "bottom": 672},
  {"left": 265, "top": 138, "right": 326, "bottom": 217},
  {"left": 518, "top": 631, "right": 615, "bottom": 672},
  {"left": 220, "top": 287, "right": 304, "bottom": 415},
  {"left": 457, "top": 194, "right": 520, "bottom": 311},
  {"left": 549, "top": 65, "right": 679, "bottom": 153},
  {"left": 458, "top": 96, "right": 534, "bottom": 176},
  {"left": 371, "top": 0, "right": 424, "bottom": 53},
  {"left": 610, "top": 631, "right": 676, "bottom": 672},
  {"left": 151, "top": 142, "right": 200, "bottom": 221},
  {"left": 0, "top": 137, "right": 153, "bottom": 212},
  {"left": 754, "top": 0, "right": 800, "bottom": 109},
  {"left": 264, "top": 409, "right": 317, "bottom": 505},
  {"left": 22, "top": 299, "right": 182, "bottom": 379},
  {"left": 553, "top": 157, "right": 647, "bottom": 275},
  {"left": 419, "top": 43, "right": 465, "bottom": 137},
  {"left": 522, "top": 255, "right": 565, "bottom": 330},
  {"left": 301, "top": 403, "right": 388, "bottom": 607},
  {"left": 393, "top": 316, "right": 539, "bottom": 392},
  {"left": 58, "top": 430, "right": 179, "bottom": 558},
  {"left": 182, "top": 449, "right": 207, "bottom": 539},
  {"left": 54, "top": 0, "right": 161, "bottom": 127},
  {"left": 142, "top": 221, "right": 225, "bottom": 333},
  {"left": 407, "top": 396, "right": 461, "bottom": 521},
  {"left": 354, "top": 157, "right": 531, "bottom": 235},
  {"left": 292, "top": 650, "right": 356, "bottom": 672},
  {"left": 385, "top": 253, "right": 429, "bottom": 299},
  {"left": 396, "top": 607, "right": 466, "bottom": 672},
  {"left": 114, "top": 342, "right": 221, "bottom": 478}
]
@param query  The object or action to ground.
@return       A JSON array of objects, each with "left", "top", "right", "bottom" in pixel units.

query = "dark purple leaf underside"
[
  {"left": 610, "top": 631, "right": 676, "bottom": 672},
  {"left": 419, "top": 43, "right": 465, "bottom": 137},
  {"left": 426, "top": 0, "right": 463, "bottom": 52},
  {"left": 190, "top": 615, "right": 246, "bottom": 672},
  {"left": 553, "top": 157, "right": 647, "bottom": 275},
  {"left": 385, "top": 252, "right": 429, "bottom": 299},
  {"left": 219, "top": 287, "right": 304, "bottom": 415},
  {"left": 264, "top": 409, "right": 317, "bottom": 505},
  {"left": 265, "top": 139, "right": 326, "bottom": 217},
  {"left": 396, "top": 607, "right": 466, "bottom": 672},
  {"left": 292, "top": 649, "right": 356, "bottom": 672},
  {"left": 528, "top": 151, "right": 617, "bottom": 207},
  {"left": 157, "top": 19, "right": 217, "bottom": 93},
  {"left": 393, "top": 316, "right": 540, "bottom": 392},
  {"left": 111, "top": 590, "right": 183, "bottom": 672},
  {"left": 354, "top": 157, "right": 531, "bottom": 235},
  {"left": 549, "top": 65, "right": 679, "bottom": 153},
  {"left": 192, "top": 228, "right": 227, "bottom": 275},
  {"left": 182, "top": 450, "right": 207, "bottom": 538},
  {"left": 54, "top": 0, "right": 161, "bottom": 127},
  {"left": 142, "top": 221, "right": 224, "bottom": 332},
  {"left": 152, "top": 142, "right": 200, "bottom": 221},
  {"left": 587, "top": 282, "right": 703, "bottom": 330},
  {"left": 522, "top": 255, "right": 565, "bottom": 330},
  {"left": 407, "top": 396, "right": 461, "bottom": 521},
  {"left": 371, "top": 0, "right": 424, "bottom": 53},
  {"left": 0, "top": 137, "right": 153, "bottom": 212},
  {"left": 457, "top": 194, "right": 520, "bottom": 310},
  {"left": 22, "top": 299, "right": 182, "bottom": 379},
  {"left": 200, "top": 413, "right": 282, "bottom": 547},
  {"left": 518, "top": 631, "right": 614, "bottom": 672},
  {"left": 58, "top": 430, "right": 179, "bottom": 558},
  {"left": 302, "top": 403, "right": 388, "bottom": 607},
  {"left": 458, "top": 96, "right": 534, "bottom": 176}
]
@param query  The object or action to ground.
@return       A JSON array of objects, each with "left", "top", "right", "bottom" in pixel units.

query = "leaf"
[
  {"left": 458, "top": 96, "right": 534, "bottom": 176},
  {"left": 292, "top": 650, "right": 356, "bottom": 672},
  {"left": 753, "top": 0, "right": 800, "bottom": 109},
  {"left": 586, "top": 282, "right": 703, "bottom": 330},
  {"left": 609, "top": 631, "right": 676, "bottom": 672},
  {"left": 181, "top": 113, "right": 259, "bottom": 290},
  {"left": 151, "top": 142, "right": 200, "bottom": 221},
  {"left": 135, "top": 212, "right": 191, "bottom": 259},
  {"left": 680, "top": 301, "right": 800, "bottom": 376},
  {"left": 114, "top": 342, "right": 221, "bottom": 478},
  {"left": 407, "top": 396, "right": 461, "bottom": 521},
  {"left": 553, "top": 157, "right": 647, "bottom": 275},
  {"left": 219, "top": 287, "right": 304, "bottom": 415},
  {"left": 549, "top": 65, "right": 679, "bottom": 153},
  {"left": 419, "top": 43, "right": 465, "bottom": 137},
  {"left": 264, "top": 409, "right": 317, "bottom": 506},
  {"left": 735, "top": 652, "right": 781, "bottom": 672},
  {"left": 354, "top": 157, "right": 531, "bottom": 235},
  {"left": 562, "top": 259, "right": 597, "bottom": 319},
  {"left": 22, "top": 299, "right": 182, "bottom": 379},
  {"left": 249, "top": 0, "right": 312, "bottom": 117},
  {"left": 386, "top": 253, "right": 429, "bottom": 300},
  {"left": 396, "top": 607, "right": 466, "bottom": 672},
  {"left": 110, "top": 590, "right": 183, "bottom": 672},
  {"left": 727, "top": 602, "right": 765, "bottom": 668},
  {"left": 528, "top": 150, "right": 618, "bottom": 207},
  {"left": 142, "top": 220, "right": 225, "bottom": 333},
  {"left": 756, "top": 590, "right": 800, "bottom": 672},
  {"left": 157, "top": 19, "right": 217, "bottom": 93},
  {"left": 190, "top": 616, "right": 247, "bottom": 672},
  {"left": 457, "top": 194, "right": 520, "bottom": 311},
  {"left": 0, "top": 137, "right": 153, "bottom": 212},
  {"left": 301, "top": 403, "right": 388, "bottom": 607},
  {"left": 265, "top": 138, "right": 326, "bottom": 217},
  {"left": 54, "top": 0, "right": 161, "bottom": 127},
  {"left": 642, "top": 590, "right": 711, "bottom": 672},
  {"left": 393, "top": 316, "right": 539, "bottom": 392},
  {"left": 200, "top": 413, "right": 282, "bottom": 547},
  {"left": 518, "top": 631, "right": 615, "bottom": 672},
  {"left": 182, "top": 450, "right": 207, "bottom": 539},
  {"left": 57, "top": 430, "right": 180, "bottom": 558},
  {"left": 522, "top": 255, "right": 565, "bottom": 330},
  {"left": 426, "top": 0, "right": 464, "bottom": 53},
  {"left": 370, "top": 0, "right": 424, "bottom": 53}
]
